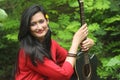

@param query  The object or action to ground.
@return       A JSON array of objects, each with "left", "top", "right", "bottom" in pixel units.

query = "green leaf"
[
  {"left": 103, "top": 15, "right": 120, "bottom": 24},
  {"left": 5, "top": 32, "right": 18, "bottom": 41},
  {"left": 3, "top": 19, "right": 19, "bottom": 30},
  {"left": 66, "top": 21, "right": 80, "bottom": 32},
  {"left": 93, "top": 0, "right": 110, "bottom": 10},
  {"left": 84, "top": 0, "right": 94, "bottom": 12},
  {"left": 58, "top": 14, "right": 70, "bottom": 27},
  {"left": 110, "top": 0, "right": 120, "bottom": 11},
  {"left": 68, "top": 0, "right": 79, "bottom": 7},
  {"left": 106, "top": 55, "right": 120, "bottom": 66},
  {"left": 57, "top": 31, "right": 73, "bottom": 41},
  {"left": 49, "top": 21, "right": 59, "bottom": 34},
  {"left": 49, "top": 21, "right": 59, "bottom": 29},
  {"left": 0, "top": 0, "right": 4, "bottom": 2},
  {"left": 88, "top": 23, "right": 100, "bottom": 32},
  {"left": 54, "top": 0, "right": 67, "bottom": 6}
]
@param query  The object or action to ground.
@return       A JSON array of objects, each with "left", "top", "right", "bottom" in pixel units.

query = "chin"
[{"left": 36, "top": 34, "right": 45, "bottom": 38}]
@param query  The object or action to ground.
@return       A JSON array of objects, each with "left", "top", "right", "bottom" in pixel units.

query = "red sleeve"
[
  {"left": 27, "top": 57, "right": 73, "bottom": 79},
  {"left": 18, "top": 40, "right": 74, "bottom": 80},
  {"left": 52, "top": 40, "right": 68, "bottom": 66},
  {"left": 26, "top": 40, "right": 74, "bottom": 79}
]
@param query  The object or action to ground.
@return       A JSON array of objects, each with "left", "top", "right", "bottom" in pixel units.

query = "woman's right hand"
[
  {"left": 66, "top": 23, "right": 88, "bottom": 67},
  {"left": 72, "top": 23, "right": 88, "bottom": 48}
]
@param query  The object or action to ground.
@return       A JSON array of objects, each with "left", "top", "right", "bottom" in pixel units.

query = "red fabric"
[{"left": 15, "top": 40, "right": 74, "bottom": 80}]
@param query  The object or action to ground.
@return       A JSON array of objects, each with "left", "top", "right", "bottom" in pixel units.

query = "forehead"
[{"left": 31, "top": 11, "right": 45, "bottom": 22}]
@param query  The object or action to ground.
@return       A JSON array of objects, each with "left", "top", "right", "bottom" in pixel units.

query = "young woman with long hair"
[{"left": 14, "top": 4, "right": 94, "bottom": 80}]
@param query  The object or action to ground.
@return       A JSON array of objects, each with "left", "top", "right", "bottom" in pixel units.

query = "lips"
[{"left": 36, "top": 30, "right": 44, "bottom": 34}]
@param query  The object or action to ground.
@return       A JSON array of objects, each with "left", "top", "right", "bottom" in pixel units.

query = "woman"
[{"left": 14, "top": 4, "right": 94, "bottom": 80}]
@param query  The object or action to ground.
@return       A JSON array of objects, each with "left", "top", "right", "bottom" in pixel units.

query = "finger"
[
  {"left": 81, "top": 23, "right": 87, "bottom": 27},
  {"left": 81, "top": 47, "right": 89, "bottom": 51},
  {"left": 82, "top": 39, "right": 89, "bottom": 44},
  {"left": 82, "top": 44, "right": 91, "bottom": 49},
  {"left": 80, "top": 23, "right": 87, "bottom": 30},
  {"left": 81, "top": 40, "right": 89, "bottom": 46}
]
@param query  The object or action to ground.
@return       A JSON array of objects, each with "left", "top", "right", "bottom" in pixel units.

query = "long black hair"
[
  {"left": 11, "top": 4, "right": 52, "bottom": 80},
  {"left": 18, "top": 4, "right": 52, "bottom": 65}
]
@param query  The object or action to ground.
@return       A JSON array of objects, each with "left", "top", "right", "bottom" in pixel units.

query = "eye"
[
  {"left": 30, "top": 22, "right": 36, "bottom": 26},
  {"left": 39, "top": 19, "right": 44, "bottom": 24}
]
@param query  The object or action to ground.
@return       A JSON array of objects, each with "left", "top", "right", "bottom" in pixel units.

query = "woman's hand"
[
  {"left": 67, "top": 23, "right": 88, "bottom": 67},
  {"left": 72, "top": 23, "right": 88, "bottom": 48},
  {"left": 80, "top": 38, "right": 94, "bottom": 51}
]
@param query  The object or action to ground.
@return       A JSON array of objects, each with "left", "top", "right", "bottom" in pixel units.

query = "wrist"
[
  {"left": 67, "top": 52, "right": 77, "bottom": 57},
  {"left": 69, "top": 43, "right": 79, "bottom": 54}
]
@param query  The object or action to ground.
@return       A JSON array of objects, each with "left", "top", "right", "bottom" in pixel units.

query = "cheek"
[
  {"left": 46, "top": 26, "right": 49, "bottom": 30},
  {"left": 30, "top": 27, "right": 36, "bottom": 35},
  {"left": 30, "top": 27, "right": 35, "bottom": 33},
  {"left": 44, "top": 24, "right": 49, "bottom": 30},
  {"left": 30, "top": 27, "right": 33, "bottom": 31}
]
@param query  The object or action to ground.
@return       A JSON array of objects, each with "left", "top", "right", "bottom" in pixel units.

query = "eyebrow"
[{"left": 31, "top": 18, "right": 45, "bottom": 23}]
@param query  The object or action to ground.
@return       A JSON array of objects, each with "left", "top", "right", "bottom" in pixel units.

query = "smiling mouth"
[{"left": 36, "top": 30, "right": 44, "bottom": 34}]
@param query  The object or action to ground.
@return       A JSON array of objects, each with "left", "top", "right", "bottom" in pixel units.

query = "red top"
[{"left": 15, "top": 40, "right": 74, "bottom": 80}]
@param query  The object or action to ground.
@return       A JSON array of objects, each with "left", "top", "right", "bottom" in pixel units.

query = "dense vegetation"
[{"left": 0, "top": 0, "right": 120, "bottom": 80}]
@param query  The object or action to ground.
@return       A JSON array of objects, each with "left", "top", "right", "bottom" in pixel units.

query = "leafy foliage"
[{"left": 98, "top": 55, "right": 120, "bottom": 79}]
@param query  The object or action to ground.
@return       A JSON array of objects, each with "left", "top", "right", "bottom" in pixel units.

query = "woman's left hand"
[{"left": 80, "top": 38, "right": 94, "bottom": 51}]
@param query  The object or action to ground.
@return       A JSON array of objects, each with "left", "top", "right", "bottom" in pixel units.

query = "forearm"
[
  {"left": 65, "top": 43, "right": 79, "bottom": 67},
  {"left": 65, "top": 23, "right": 88, "bottom": 67}
]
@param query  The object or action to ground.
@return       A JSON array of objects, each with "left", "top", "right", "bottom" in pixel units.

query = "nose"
[{"left": 37, "top": 23, "right": 42, "bottom": 29}]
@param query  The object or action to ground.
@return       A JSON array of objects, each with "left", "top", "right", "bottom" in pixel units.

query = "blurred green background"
[{"left": 0, "top": 0, "right": 120, "bottom": 80}]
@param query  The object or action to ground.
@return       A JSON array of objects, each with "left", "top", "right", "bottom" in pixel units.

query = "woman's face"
[{"left": 30, "top": 11, "right": 49, "bottom": 41}]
